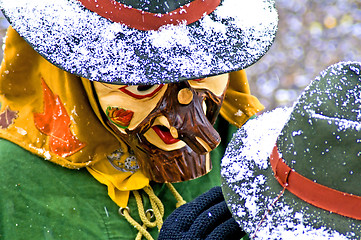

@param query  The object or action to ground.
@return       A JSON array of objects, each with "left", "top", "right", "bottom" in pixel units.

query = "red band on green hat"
[
  {"left": 270, "top": 145, "right": 361, "bottom": 220},
  {"left": 78, "top": 0, "right": 221, "bottom": 31}
]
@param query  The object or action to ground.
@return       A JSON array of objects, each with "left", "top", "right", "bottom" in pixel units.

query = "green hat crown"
[{"left": 277, "top": 61, "right": 361, "bottom": 196}]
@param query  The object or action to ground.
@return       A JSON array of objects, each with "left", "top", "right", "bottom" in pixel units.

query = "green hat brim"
[
  {"left": 221, "top": 108, "right": 360, "bottom": 239},
  {"left": 221, "top": 62, "right": 361, "bottom": 239}
]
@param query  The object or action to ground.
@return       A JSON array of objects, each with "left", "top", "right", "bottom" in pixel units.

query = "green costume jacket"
[{"left": 0, "top": 119, "right": 235, "bottom": 240}]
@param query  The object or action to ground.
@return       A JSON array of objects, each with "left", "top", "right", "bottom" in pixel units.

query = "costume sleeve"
[{"left": 220, "top": 70, "right": 264, "bottom": 128}]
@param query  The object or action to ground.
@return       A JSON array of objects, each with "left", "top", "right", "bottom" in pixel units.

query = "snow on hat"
[
  {"left": 221, "top": 61, "right": 361, "bottom": 239},
  {"left": 0, "top": 0, "right": 278, "bottom": 85}
]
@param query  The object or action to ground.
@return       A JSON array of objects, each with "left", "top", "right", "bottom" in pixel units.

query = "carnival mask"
[{"left": 94, "top": 74, "right": 229, "bottom": 182}]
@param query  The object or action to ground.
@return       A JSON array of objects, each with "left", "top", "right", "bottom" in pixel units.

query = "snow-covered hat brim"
[
  {"left": 1, "top": 0, "right": 278, "bottom": 85},
  {"left": 221, "top": 62, "right": 361, "bottom": 239},
  {"left": 221, "top": 108, "right": 360, "bottom": 239}
]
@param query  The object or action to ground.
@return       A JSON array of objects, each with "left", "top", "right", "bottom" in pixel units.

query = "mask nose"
[{"left": 167, "top": 86, "right": 221, "bottom": 154}]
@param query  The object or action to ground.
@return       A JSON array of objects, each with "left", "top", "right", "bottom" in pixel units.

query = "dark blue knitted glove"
[{"left": 158, "top": 186, "right": 246, "bottom": 240}]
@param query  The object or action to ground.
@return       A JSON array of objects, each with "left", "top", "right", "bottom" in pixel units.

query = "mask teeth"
[{"left": 195, "top": 136, "right": 212, "bottom": 153}]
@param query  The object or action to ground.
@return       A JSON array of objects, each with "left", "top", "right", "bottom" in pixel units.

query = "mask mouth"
[
  {"left": 152, "top": 125, "right": 180, "bottom": 144},
  {"left": 143, "top": 116, "right": 187, "bottom": 151}
]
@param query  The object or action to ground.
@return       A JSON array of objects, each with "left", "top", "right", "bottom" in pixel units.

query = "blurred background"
[
  {"left": 1, "top": 0, "right": 361, "bottom": 110},
  {"left": 247, "top": 0, "right": 361, "bottom": 110}
]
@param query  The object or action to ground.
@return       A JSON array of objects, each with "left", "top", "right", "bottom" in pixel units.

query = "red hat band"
[
  {"left": 270, "top": 145, "right": 361, "bottom": 220},
  {"left": 77, "top": 0, "right": 221, "bottom": 30}
]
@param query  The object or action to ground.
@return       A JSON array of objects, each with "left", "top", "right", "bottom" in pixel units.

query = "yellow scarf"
[{"left": 0, "top": 26, "right": 263, "bottom": 208}]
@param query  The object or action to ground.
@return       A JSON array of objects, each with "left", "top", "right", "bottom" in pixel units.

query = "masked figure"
[
  {"left": 93, "top": 74, "right": 229, "bottom": 182},
  {"left": 0, "top": 0, "right": 277, "bottom": 239}
]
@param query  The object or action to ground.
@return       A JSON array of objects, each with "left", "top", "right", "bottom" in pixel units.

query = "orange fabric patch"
[{"left": 34, "top": 79, "right": 86, "bottom": 157}]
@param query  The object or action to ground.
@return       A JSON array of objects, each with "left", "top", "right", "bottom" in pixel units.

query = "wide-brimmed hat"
[
  {"left": 221, "top": 61, "right": 361, "bottom": 239},
  {"left": 0, "top": 0, "right": 278, "bottom": 85}
]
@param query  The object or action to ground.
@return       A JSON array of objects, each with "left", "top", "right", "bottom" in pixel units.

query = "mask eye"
[{"left": 119, "top": 84, "right": 164, "bottom": 99}]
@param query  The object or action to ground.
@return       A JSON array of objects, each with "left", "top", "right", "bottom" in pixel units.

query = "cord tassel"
[
  {"left": 120, "top": 184, "right": 187, "bottom": 239},
  {"left": 120, "top": 207, "right": 154, "bottom": 240},
  {"left": 166, "top": 183, "right": 187, "bottom": 208}
]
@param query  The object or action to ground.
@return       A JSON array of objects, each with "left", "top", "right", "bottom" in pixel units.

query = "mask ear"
[{"left": 220, "top": 70, "right": 264, "bottom": 127}]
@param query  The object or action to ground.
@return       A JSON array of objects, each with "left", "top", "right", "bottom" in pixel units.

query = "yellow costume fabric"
[
  {"left": 0, "top": 26, "right": 263, "bottom": 208},
  {"left": 221, "top": 70, "right": 264, "bottom": 128}
]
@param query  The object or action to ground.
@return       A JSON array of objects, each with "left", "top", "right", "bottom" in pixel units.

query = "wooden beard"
[{"left": 94, "top": 77, "right": 228, "bottom": 183}]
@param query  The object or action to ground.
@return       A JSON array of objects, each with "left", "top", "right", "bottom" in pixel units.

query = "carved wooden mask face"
[{"left": 94, "top": 74, "right": 229, "bottom": 182}]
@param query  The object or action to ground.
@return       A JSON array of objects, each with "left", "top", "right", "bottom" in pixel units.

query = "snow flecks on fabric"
[
  {"left": 234, "top": 110, "right": 244, "bottom": 117},
  {"left": 255, "top": 222, "right": 349, "bottom": 240},
  {"left": 216, "top": 0, "right": 277, "bottom": 29},
  {"left": 291, "top": 129, "right": 303, "bottom": 137},
  {"left": 0, "top": 0, "right": 278, "bottom": 84},
  {"left": 299, "top": 62, "right": 361, "bottom": 123},
  {"left": 221, "top": 107, "right": 351, "bottom": 239},
  {"left": 29, "top": 144, "right": 52, "bottom": 160},
  {"left": 310, "top": 111, "right": 361, "bottom": 131},
  {"left": 15, "top": 126, "right": 27, "bottom": 136},
  {"left": 221, "top": 108, "right": 291, "bottom": 238},
  {"left": 221, "top": 107, "right": 292, "bottom": 182},
  {"left": 221, "top": 62, "right": 361, "bottom": 239}
]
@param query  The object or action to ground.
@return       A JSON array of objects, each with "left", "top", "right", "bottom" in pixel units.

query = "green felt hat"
[
  {"left": 0, "top": 0, "right": 278, "bottom": 85},
  {"left": 221, "top": 61, "right": 361, "bottom": 239}
]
